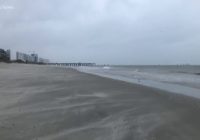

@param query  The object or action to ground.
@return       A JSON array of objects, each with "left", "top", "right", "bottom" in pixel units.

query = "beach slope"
[{"left": 0, "top": 64, "right": 200, "bottom": 140}]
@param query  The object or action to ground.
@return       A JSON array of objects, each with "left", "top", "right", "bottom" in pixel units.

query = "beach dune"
[{"left": 0, "top": 63, "right": 200, "bottom": 140}]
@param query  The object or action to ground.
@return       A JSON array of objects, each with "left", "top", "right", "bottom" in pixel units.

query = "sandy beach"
[{"left": 0, "top": 63, "right": 200, "bottom": 140}]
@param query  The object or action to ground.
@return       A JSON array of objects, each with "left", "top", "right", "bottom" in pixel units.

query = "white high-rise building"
[{"left": 16, "top": 52, "right": 38, "bottom": 63}]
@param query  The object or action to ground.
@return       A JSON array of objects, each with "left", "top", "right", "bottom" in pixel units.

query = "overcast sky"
[{"left": 0, "top": 0, "right": 200, "bottom": 64}]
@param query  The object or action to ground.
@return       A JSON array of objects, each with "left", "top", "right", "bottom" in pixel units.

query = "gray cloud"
[{"left": 0, "top": 0, "right": 200, "bottom": 64}]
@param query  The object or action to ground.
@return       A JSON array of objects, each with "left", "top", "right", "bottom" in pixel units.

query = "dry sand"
[{"left": 0, "top": 63, "right": 200, "bottom": 140}]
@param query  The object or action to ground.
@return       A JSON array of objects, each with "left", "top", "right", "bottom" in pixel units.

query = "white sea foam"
[{"left": 103, "top": 66, "right": 111, "bottom": 70}]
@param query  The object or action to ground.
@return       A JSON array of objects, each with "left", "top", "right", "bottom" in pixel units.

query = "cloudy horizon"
[{"left": 0, "top": 0, "right": 200, "bottom": 65}]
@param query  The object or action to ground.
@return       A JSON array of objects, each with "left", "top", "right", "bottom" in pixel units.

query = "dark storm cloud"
[{"left": 0, "top": 0, "right": 200, "bottom": 64}]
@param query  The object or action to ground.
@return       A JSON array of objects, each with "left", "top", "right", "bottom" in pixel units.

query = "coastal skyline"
[{"left": 0, "top": 0, "right": 200, "bottom": 65}]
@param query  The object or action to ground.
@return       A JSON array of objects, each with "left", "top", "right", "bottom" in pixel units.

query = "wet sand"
[{"left": 0, "top": 63, "right": 200, "bottom": 140}]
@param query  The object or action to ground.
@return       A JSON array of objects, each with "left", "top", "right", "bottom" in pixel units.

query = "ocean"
[{"left": 77, "top": 65, "right": 200, "bottom": 99}]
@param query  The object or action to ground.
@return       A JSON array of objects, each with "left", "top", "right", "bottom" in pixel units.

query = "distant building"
[
  {"left": 16, "top": 52, "right": 27, "bottom": 62},
  {"left": 6, "top": 50, "right": 11, "bottom": 61},
  {"left": 38, "top": 58, "right": 49, "bottom": 64},
  {"left": 16, "top": 52, "right": 39, "bottom": 63},
  {"left": 31, "top": 54, "right": 38, "bottom": 63},
  {"left": 0, "top": 48, "right": 10, "bottom": 62},
  {"left": 16, "top": 51, "right": 49, "bottom": 64}
]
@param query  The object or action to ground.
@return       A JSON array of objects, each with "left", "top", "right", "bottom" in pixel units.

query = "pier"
[{"left": 49, "top": 63, "right": 96, "bottom": 67}]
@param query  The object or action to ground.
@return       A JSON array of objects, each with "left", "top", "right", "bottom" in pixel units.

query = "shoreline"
[
  {"left": 77, "top": 66, "right": 200, "bottom": 99},
  {"left": 1, "top": 64, "right": 200, "bottom": 140}
]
